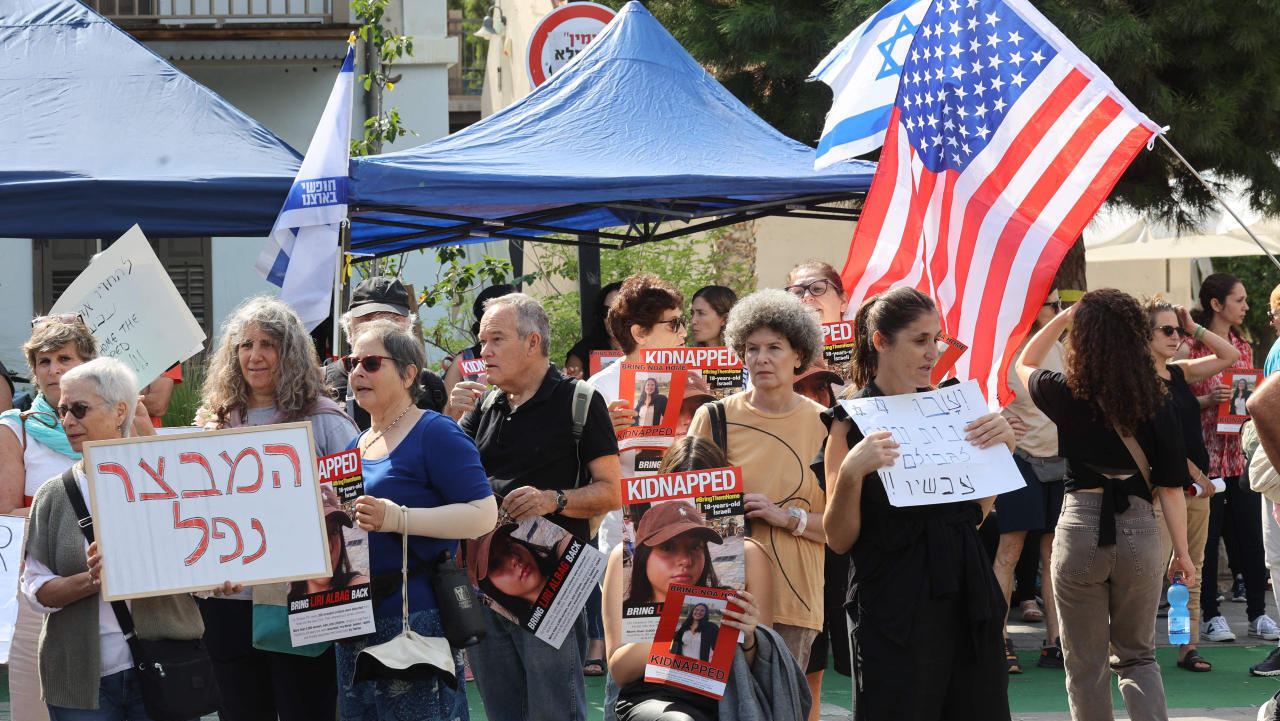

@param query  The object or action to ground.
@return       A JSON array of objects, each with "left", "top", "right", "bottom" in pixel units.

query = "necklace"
[{"left": 362, "top": 402, "right": 413, "bottom": 452}]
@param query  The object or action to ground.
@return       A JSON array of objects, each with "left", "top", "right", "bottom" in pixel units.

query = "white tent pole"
[{"left": 1159, "top": 135, "right": 1280, "bottom": 272}]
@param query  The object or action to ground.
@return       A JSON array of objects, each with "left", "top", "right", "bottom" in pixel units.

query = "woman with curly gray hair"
[
  {"left": 197, "top": 295, "right": 357, "bottom": 721},
  {"left": 687, "top": 288, "right": 829, "bottom": 712}
]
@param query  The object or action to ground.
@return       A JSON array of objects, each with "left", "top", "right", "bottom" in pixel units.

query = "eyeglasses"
[
  {"left": 1043, "top": 300, "right": 1062, "bottom": 311},
  {"left": 1153, "top": 325, "right": 1179, "bottom": 338},
  {"left": 341, "top": 355, "right": 394, "bottom": 373},
  {"left": 1269, "top": 309, "right": 1279, "bottom": 320},
  {"left": 655, "top": 317, "right": 687, "bottom": 333},
  {"left": 31, "top": 313, "right": 83, "bottom": 328},
  {"left": 56, "top": 401, "right": 104, "bottom": 420},
  {"left": 785, "top": 279, "right": 834, "bottom": 299}
]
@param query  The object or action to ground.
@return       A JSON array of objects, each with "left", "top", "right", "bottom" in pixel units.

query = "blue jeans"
[
  {"left": 468, "top": 605, "right": 588, "bottom": 721},
  {"left": 335, "top": 609, "right": 469, "bottom": 721},
  {"left": 46, "top": 669, "right": 161, "bottom": 721}
]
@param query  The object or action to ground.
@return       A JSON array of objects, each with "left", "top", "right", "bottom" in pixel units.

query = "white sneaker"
[
  {"left": 1202, "top": 615, "right": 1237, "bottom": 642},
  {"left": 1251, "top": 615, "right": 1280, "bottom": 641}
]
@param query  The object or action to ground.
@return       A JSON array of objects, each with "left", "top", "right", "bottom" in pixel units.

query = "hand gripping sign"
[{"left": 84, "top": 423, "right": 331, "bottom": 601}]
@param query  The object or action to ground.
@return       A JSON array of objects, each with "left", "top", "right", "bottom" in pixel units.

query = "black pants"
[
  {"left": 1202, "top": 476, "right": 1268, "bottom": 621},
  {"left": 197, "top": 598, "right": 337, "bottom": 721},
  {"left": 616, "top": 683, "right": 716, "bottom": 721}
]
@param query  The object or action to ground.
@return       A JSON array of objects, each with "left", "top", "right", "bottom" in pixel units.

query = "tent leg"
[
  {"left": 579, "top": 239, "right": 601, "bottom": 341},
  {"left": 509, "top": 239, "right": 524, "bottom": 290}
]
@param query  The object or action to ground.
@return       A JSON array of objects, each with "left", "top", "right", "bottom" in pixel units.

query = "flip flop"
[
  {"left": 1177, "top": 650, "right": 1211, "bottom": 672},
  {"left": 584, "top": 658, "right": 606, "bottom": 677},
  {"left": 1020, "top": 600, "right": 1044, "bottom": 622}
]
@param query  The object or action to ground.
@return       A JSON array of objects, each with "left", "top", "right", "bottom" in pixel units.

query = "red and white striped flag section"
[{"left": 838, "top": 0, "right": 1159, "bottom": 405}]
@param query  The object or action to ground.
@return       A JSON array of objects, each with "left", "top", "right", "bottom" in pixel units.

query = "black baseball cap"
[{"left": 349, "top": 277, "right": 411, "bottom": 318}]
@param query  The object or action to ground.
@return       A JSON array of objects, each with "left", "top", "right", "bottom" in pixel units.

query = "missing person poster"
[
  {"left": 589, "top": 350, "right": 625, "bottom": 377},
  {"left": 621, "top": 467, "right": 745, "bottom": 643},
  {"left": 822, "top": 321, "right": 855, "bottom": 378},
  {"left": 465, "top": 517, "right": 606, "bottom": 649},
  {"left": 1218, "top": 368, "right": 1262, "bottom": 435},
  {"left": 456, "top": 348, "right": 488, "bottom": 384},
  {"left": 287, "top": 449, "right": 375, "bottom": 645},
  {"left": 640, "top": 348, "right": 747, "bottom": 398},
  {"left": 615, "top": 363, "right": 688, "bottom": 452},
  {"left": 644, "top": 584, "right": 742, "bottom": 700},
  {"left": 930, "top": 333, "right": 969, "bottom": 385}
]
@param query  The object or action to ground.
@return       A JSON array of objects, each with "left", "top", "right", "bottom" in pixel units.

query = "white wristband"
[{"left": 791, "top": 509, "right": 808, "bottom": 537}]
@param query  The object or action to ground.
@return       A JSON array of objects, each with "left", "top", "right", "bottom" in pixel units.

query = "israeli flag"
[
  {"left": 254, "top": 41, "right": 355, "bottom": 331},
  {"left": 810, "top": 0, "right": 931, "bottom": 169}
]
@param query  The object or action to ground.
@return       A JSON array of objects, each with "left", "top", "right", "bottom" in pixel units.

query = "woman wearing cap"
[
  {"left": 689, "top": 285, "right": 737, "bottom": 348},
  {"left": 291, "top": 487, "right": 371, "bottom": 599},
  {"left": 626, "top": 499, "right": 725, "bottom": 604},
  {"left": 342, "top": 319, "right": 497, "bottom": 720},
  {"left": 470, "top": 521, "right": 573, "bottom": 621}
]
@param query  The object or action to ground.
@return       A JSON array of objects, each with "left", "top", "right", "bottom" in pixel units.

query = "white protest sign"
[
  {"left": 84, "top": 423, "right": 331, "bottom": 601},
  {"left": 0, "top": 516, "right": 26, "bottom": 663},
  {"left": 51, "top": 224, "right": 206, "bottom": 388},
  {"left": 839, "top": 380, "right": 1023, "bottom": 507}
]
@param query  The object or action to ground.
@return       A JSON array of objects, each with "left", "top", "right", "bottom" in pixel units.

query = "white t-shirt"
[{"left": 0, "top": 417, "right": 76, "bottom": 504}]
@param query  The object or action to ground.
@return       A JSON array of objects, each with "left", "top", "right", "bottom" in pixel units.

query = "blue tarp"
[
  {"left": 0, "top": 0, "right": 302, "bottom": 238},
  {"left": 348, "top": 1, "right": 876, "bottom": 254}
]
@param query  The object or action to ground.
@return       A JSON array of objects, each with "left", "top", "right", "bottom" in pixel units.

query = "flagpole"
[
  {"left": 1158, "top": 135, "right": 1280, "bottom": 272},
  {"left": 332, "top": 220, "right": 349, "bottom": 358}
]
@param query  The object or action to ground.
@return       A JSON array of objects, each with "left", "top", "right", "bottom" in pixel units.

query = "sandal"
[
  {"left": 1005, "top": 638, "right": 1022, "bottom": 674},
  {"left": 1020, "top": 600, "right": 1044, "bottom": 622},
  {"left": 1177, "top": 650, "right": 1211, "bottom": 673},
  {"left": 584, "top": 658, "right": 606, "bottom": 677},
  {"left": 1038, "top": 639, "right": 1064, "bottom": 669}
]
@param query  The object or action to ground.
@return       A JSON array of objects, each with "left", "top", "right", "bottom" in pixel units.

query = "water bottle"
[{"left": 1168, "top": 578, "right": 1191, "bottom": 644}]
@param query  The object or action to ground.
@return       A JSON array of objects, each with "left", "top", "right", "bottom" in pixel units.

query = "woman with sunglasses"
[
  {"left": 1144, "top": 297, "right": 1239, "bottom": 673},
  {"left": 341, "top": 320, "right": 496, "bottom": 719},
  {"left": 196, "top": 296, "right": 359, "bottom": 721},
  {"left": 785, "top": 261, "right": 848, "bottom": 325}
]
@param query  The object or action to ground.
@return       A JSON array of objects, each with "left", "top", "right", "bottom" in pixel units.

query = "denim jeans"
[
  {"left": 46, "top": 669, "right": 162, "bottom": 721},
  {"left": 468, "top": 605, "right": 589, "bottom": 721}
]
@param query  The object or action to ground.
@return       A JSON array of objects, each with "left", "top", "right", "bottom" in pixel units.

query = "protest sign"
[
  {"left": 621, "top": 467, "right": 745, "bottom": 643},
  {"left": 589, "top": 350, "right": 625, "bottom": 377},
  {"left": 456, "top": 347, "right": 488, "bottom": 384},
  {"left": 640, "top": 347, "right": 747, "bottom": 399},
  {"left": 839, "top": 380, "right": 1023, "bottom": 507},
  {"left": 51, "top": 225, "right": 206, "bottom": 388},
  {"left": 1218, "top": 368, "right": 1262, "bottom": 435},
  {"left": 467, "top": 517, "right": 606, "bottom": 649},
  {"left": 930, "top": 333, "right": 969, "bottom": 385},
  {"left": 0, "top": 516, "right": 27, "bottom": 663},
  {"left": 822, "top": 322, "right": 855, "bottom": 378},
  {"left": 644, "top": 584, "right": 742, "bottom": 700},
  {"left": 287, "top": 449, "right": 375, "bottom": 645},
  {"left": 615, "top": 363, "right": 687, "bottom": 455},
  {"left": 83, "top": 423, "right": 330, "bottom": 601}
]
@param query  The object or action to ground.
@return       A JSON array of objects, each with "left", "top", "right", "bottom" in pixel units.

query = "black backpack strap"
[
  {"left": 709, "top": 400, "right": 728, "bottom": 453},
  {"left": 60, "top": 469, "right": 136, "bottom": 639}
]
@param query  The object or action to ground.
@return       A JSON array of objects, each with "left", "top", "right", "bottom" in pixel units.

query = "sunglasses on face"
[
  {"left": 1153, "top": 325, "right": 1179, "bottom": 338},
  {"left": 655, "top": 317, "right": 688, "bottom": 333},
  {"left": 341, "top": 355, "right": 393, "bottom": 373},
  {"left": 31, "top": 313, "right": 83, "bottom": 328},
  {"left": 785, "top": 279, "right": 834, "bottom": 299},
  {"left": 1043, "top": 300, "right": 1062, "bottom": 311},
  {"left": 1269, "top": 309, "right": 1279, "bottom": 320},
  {"left": 57, "top": 401, "right": 102, "bottom": 420}
]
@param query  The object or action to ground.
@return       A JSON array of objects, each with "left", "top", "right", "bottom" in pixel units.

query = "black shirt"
[
  {"left": 460, "top": 364, "right": 619, "bottom": 539},
  {"left": 324, "top": 360, "right": 447, "bottom": 431},
  {"left": 1163, "top": 365, "right": 1211, "bottom": 475}
]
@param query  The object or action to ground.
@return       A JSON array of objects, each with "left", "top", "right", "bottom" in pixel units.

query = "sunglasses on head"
[
  {"left": 1153, "top": 325, "right": 1179, "bottom": 338},
  {"left": 31, "top": 313, "right": 83, "bottom": 328},
  {"left": 341, "top": 355, "right": 394, "bottom": 373},
  {"left": 57, "top": 401, "right": 102, "bottom": 420},
  {"left": 785, "top": 279, "right": 834, "bottom": 299}
]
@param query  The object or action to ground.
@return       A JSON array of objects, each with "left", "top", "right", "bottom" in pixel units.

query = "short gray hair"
[
  {"left": 62, "top": 357, "right": 139, "bottom": 437},
  {"left": 351, "top": 320, "right": 427, "bottom": 401},
  {"left": 724, "top": 289, "right": 824, "bottom": 372},
  {"left": 484, "top": 292, "right": 550, "bottom": 357}
]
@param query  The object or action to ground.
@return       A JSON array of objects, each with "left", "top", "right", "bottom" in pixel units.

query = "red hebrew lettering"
[
  {"left": 97, "top": 463, "right": 135, "bottom": 502},
  {"left": 179, "top": 452, "right": 221, "bottom": 498},
  {"left": 212, "top": 517, "right": 244, "bottom": 563},
  {"left": 137, "top": 457, "right": 177, "bottom": 501},
  {"left": 219, "top": 447, "right": 263, "bottom": 494},
  {"left": 264, "top": 444, "right": 301, "bottom": 488},
  {"left": 172, "top": 502, "right": 209, "bottom": 566},
  {"left": 243, "top": 519, "right": 267, "bottom": 564}
]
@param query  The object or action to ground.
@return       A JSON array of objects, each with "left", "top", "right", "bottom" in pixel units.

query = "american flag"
[{"left": 839, "top": 0, "right": 1159, "bottom": 405}]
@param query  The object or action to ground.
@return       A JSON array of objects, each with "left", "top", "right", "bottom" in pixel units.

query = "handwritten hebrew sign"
[
  {"left": 839, "top": 380, "right": 1023, "bottom": 507},
  {"left": 0, "top": 516, "right": 26, "bottom": 663},
  {"left": 51, "top": 224, "right": 206, "bottom": 388},
  {"left": 84, "top": 423, "right": 330, "bottom": 601}
]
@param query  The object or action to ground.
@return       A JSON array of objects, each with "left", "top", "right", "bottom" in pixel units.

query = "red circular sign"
[{"left": 526, "top": 2, "right": 617, "bottom": 88}]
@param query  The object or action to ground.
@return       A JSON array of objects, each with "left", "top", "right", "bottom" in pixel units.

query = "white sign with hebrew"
[
  {"left": 0, "top": 516, "right": 27, "bottom": 663},
  {"left": 839, "top": 380, "right": 1024, "bottom": 507}
]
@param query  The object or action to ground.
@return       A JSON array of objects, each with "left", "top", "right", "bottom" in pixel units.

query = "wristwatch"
[{"left": 553, "top": 490, "right": 569, "bottom": 513}]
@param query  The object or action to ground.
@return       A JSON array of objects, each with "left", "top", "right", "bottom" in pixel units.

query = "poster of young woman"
[
  {"left": 639, "top": 347, "right": 747, "bottom": 398},
  {"left": 1218, "top": 368, "right": 1262, "bottom": 434},
  {"left": 644, "top": 584, "right": 742, "bottom": 700},
  {"left": 615, "top": 363, "right": 688, "bottom": 453}
]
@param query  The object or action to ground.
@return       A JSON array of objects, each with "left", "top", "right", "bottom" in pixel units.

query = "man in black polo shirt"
[{"left": 453, "top": 292, "right": 620, "bottom": 721}]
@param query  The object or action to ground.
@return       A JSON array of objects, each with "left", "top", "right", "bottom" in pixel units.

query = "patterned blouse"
[{"left": 1186, "top": 332, "right": 1253, "bottom": 478}]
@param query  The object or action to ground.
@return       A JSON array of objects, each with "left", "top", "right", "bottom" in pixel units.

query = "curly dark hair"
[
  {"left": 1065, "top": 289, "right": 1164, "bottom": 433},
  {"left": 607, "top": 273, "right": 684, "bottom": 354}
]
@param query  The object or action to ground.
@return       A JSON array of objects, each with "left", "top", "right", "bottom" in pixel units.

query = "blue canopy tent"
[
  {"left": 0, "top": 0, "right": 302, "bottom": 239},
  {"left": 348, "top": 1, "right": 876, "bottom": 256}
]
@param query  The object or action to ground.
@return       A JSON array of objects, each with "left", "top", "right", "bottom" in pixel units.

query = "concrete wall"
[
  {"left": 0, "top": 239, "right": 34, "bottom": 378},
  {"left": 1085, "top": 258, "right": 1196, "bottom": 306}
]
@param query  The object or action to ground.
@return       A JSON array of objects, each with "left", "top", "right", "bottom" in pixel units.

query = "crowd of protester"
[{"left": 7, "top": 265, "right": 1280, "bottom": 721}]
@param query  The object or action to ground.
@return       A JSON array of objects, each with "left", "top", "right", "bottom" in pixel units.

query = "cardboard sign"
[
  {"left": 84, "top": 423, "right": 330, "bottom": 600},
  {"left": 839, "top": 380, "right": 1024, "bottom": 507},
  {"left": 468, "top": 517, "right": 606, "bottom": 648},
  {"left": 621, "top": 467, "right": 745, "bottom": 643},
  {"left": 1218, "top": 368, "right": 1262, "bottom": 435},
  {"left": 615, "top": 363, "right": 687, "bottom": 452},
  {"left": 640, "top": 347, "right": 747, "bottom": 399},
  {"left": 0, "top": 516, "right": 27, "bottom": 664},
  {"left": 50, "top": 225, "right": 206, "bottom": 389},
  {"left": 589, "top": 350, "right": 625, "bottom": 377},
  {"left": 287, "top": 449, "right": 375, "bottom": 645},
  {"left": 930, "top": 333, "right": 969, "bottom": 385},
  {"left": 822, "top": 322, "right": 855, "bottom": 378},
  {"left": 644, "top": 584, "right": 742, "bottom": 700}
]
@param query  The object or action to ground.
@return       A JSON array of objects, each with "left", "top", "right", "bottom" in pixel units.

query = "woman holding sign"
[
  {"left": 342, "top": 320, "right": 496, "bottom": 720},
  {"left": 1019, "top": 290, "right": 1194, "bottom": 721},
  {"left": 823, "top": 286, "right": 1015, "bottom": 721}
]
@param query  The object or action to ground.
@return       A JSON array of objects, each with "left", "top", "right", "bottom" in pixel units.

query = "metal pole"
[
  {"left": 332, "top": 221, "right": 349, "bottom": 358},
  {"left": 578, "top": 239, "right": 601, "bottom": 338},
  {"left": 508, "top": 239, "right": 524, "bottom": 290}
]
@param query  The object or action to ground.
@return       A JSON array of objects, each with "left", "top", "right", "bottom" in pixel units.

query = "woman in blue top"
[{"left": 343, "top": 320, "right": 498, "bottom": 720}]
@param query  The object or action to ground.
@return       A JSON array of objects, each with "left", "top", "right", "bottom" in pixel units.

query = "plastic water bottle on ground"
[{"left": 1168, "top": 578, "right": 1191, "bottom": 645}]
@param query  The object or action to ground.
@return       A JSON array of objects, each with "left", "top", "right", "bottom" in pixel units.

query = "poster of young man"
[
  {"left": 621, "top": 466, "right": 745, "bottom": 643},
  {"left": 464, "top": 516, "right": 606, "bottom": 649},
  {"left": 640, "top": 347, "right": 747, "bottom": 399},
  {"left": 644, "top": 584, "right": 742, "bottom": 700},
  {"left": 287, "top": 449, "right": 375, "bottom": 645},
  {"left": 1218, "top": 368, "right": 1262, "bottom": 434}
]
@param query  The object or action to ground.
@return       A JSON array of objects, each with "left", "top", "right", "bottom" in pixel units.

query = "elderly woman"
[
  {"left": 197, "top": 295, "right": 358, "bottom": 721},
  {"left": 341, "top": 319, "right": 496, "bottom": 719},
  {"left": 686, "top": 289, "right": 829, "bottom": 711},
  {"left": 22, "top": 357, "right": 206, "bottom": 720}
]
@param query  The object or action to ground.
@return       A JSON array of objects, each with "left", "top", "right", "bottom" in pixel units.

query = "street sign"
[{"left": 526, "top": 2, "right": 616, "bottom": 88}]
